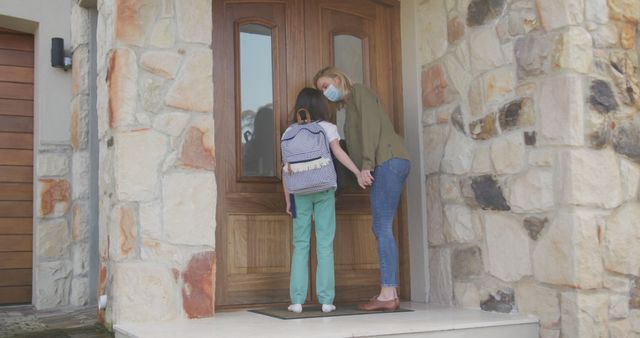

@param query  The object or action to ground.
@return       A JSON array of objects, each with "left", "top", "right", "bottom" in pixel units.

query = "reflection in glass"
[
  {"left": 334, "top": 34, "right": 364, "bottom": 138},
  {"left": 240, "top": 24, "right": 275, "bottom": 177}
]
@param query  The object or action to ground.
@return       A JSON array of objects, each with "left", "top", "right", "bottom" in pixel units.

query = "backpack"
[{"left": 281, "top": 109, "right": 337, "bottom": 195}]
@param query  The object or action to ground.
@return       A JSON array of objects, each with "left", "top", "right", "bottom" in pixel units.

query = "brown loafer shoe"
[{"left": 357, "top": 296, "right": 400, "bottom": 312}]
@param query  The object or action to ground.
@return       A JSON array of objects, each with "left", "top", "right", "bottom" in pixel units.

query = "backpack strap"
[{"left": 296, "top": 108, "right": 312, "bottom": 124}]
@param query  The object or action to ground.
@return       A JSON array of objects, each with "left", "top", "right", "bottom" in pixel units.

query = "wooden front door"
[
  {"left": 213, "top": 0, "right": 407, "bottom": 308},
  {"left": 0, "top": 27, "right": 34, "bottom": 305}
]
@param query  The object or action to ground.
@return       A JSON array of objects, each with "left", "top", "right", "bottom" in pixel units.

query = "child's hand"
[
  {"left": 356, "top": 174, "right": 367, "bottom": 189},
  {"left": 285, "top": 200, "right": 292, "bottom": 216},
  {"left": 360, "top": 169, "right": 374, "bottom": 186}
]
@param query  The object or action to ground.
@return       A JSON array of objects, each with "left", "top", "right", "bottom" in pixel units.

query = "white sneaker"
[
  {"left": 288, "top": 304, "right": 303, "bottom": 313},
  {"left": 321, "top": 304, "right": 336, "bottom": 313}
]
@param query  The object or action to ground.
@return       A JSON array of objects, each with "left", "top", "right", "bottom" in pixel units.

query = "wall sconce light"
[{"left": 51, "top": 37, "right": 72, "bottom": 71}]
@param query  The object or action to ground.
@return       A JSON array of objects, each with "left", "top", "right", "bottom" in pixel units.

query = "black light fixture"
[{"left": 51, "top": 37, "right": 72, "bottom": 71}]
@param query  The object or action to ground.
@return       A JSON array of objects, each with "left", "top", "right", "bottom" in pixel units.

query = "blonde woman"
[{"left": 314, "top": 67, "right": 410, "bottom": 312}]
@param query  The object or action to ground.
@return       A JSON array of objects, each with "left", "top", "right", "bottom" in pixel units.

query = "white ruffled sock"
[
  {"left": 288, "top": 304, "right": 303, "bottom": 313},
  {"left": 322, "top": 304, "right": 336, "bottom": 313}
]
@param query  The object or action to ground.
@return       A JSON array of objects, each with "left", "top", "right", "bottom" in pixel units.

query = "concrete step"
[{"left": 115, "top": 302, "right": 539, "bottom": 338}]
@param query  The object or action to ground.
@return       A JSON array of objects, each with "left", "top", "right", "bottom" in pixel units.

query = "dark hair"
[{"left": 292, "top": 87, "right": 331, "bottom": 123}]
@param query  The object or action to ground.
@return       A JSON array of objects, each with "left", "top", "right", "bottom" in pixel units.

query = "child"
[{"left": 283, "top": 88, "right": 365, "bottom": 313}]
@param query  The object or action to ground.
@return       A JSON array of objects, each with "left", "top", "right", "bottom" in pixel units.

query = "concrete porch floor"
[{"left": 115, "top": 302, "right": 539, "bottom": 338}]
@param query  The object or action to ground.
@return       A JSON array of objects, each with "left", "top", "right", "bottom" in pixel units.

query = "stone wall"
[
  {"left": 95, "top": 0, "right": 216, "bottom": 326},
  {"left": 33, "top": 0, "right": 93, "bottom": 310},
  {"left": 420, "top": 0, "right": 640, "bottom": 337}
]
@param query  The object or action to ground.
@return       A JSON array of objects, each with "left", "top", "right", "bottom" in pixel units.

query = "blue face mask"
[{"left": 323, "top": 84, "right": 343, "bottom": 102}]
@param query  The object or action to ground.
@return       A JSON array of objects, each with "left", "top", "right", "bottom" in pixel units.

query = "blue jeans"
[{"left": 370, "top": 158, "right": 410, "bottom": 288}]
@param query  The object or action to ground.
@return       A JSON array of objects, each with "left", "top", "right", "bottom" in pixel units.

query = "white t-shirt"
[{"left": 283, "top": 121, "right": 340, "bottom": 143}]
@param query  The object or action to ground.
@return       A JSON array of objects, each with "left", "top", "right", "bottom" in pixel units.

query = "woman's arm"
[
  {"left": 330, "top": 140, "right": 366, "bottom": 189},
  {"left": 354, "top": 86, "right": 382, "bottom": 171}
]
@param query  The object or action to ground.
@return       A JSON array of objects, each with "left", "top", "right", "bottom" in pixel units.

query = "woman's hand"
[
  {"left": 360, "top": 169, "right": 374, "bottom": 186},
  {"left": 285, "top": 200, "right": 292, "bottom": 216}
]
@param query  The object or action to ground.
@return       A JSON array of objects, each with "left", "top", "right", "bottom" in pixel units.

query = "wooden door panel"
[
  {"left": 0, "top": 49, "right": 34, "bottom": 67},
  {"left": 0, "top": 218, "right": 32, "bottom": 234},
  {"left": 0, "top": 269, "right": 31, "bottom": 286},
  {"left": 0, "top": 183, "right": 33, "bottom": 200},
  {"left": 0, "top": 252, "right": 32, "bottom": 269},
  {"left": 0, "top": 286, "right": 31, "bottom": 304},
  {"left": 0, "top": 235, "right": 32, "bottom": 252},
  {"left": 0, "top": 99, "right": 33, "bottom": 116},
  {"left": 0, "top": 149, "right": 32, "bottom": 166},
  {"left": 221, "top": 214, "right": 292, "bottom": 305},
  {"left": 0, "top": 132, "right": 33, "bottom": 149}
]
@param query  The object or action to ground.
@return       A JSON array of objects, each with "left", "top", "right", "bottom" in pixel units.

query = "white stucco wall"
[{"left": 0, "top": 0, "right": 72, "bottom": 145}]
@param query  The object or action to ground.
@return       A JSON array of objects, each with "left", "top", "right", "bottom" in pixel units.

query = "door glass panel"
[
  {"left": 240, "top": 24, "right": 275, "bottom": 177},
  {"left": 333, "top": 34, "right": 364, "bottom": 138}
]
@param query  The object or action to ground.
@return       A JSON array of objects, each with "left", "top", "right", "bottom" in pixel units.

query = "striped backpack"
[{"left": 280, "top": 109, "right": 337, "bottom": 195}]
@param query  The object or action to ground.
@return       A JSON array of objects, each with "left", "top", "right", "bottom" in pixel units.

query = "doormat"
[{"left": 249, "top": 303, "right": 413, "bottom": 320}]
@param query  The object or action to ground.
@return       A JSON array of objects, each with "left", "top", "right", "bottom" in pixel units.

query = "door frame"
[{"left": 212, "top": 0, "right": 429, "bottom": 307}]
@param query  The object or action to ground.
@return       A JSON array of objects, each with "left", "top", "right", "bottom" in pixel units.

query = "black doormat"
[{"left": 249, "top": 303, "right": 413, "bottom": 320}]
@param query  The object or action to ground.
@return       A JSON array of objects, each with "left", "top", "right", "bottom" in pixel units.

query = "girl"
[
  {"left": 314, "top": 67, "right": 411, "bottom": 312},
  {"left": 283, "top": 88, "right": 365, "bottom": 313}
]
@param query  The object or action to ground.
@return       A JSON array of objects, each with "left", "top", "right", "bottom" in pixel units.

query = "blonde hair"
[{"left": 313, "top": 67, "right": 353, "bottom": 98}]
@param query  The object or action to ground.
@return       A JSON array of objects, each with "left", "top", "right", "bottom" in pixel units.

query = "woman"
[{"left": 314, "top": 67, "right": 411, "bottom": 311}]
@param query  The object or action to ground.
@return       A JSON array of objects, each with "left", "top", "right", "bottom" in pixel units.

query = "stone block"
[
  {"left": 452, "top": 246, "right": 482, "bottom": 279},
  {"left": 72, "top": 243, "right": 89, "bottom": 276},
  {"left": 442, "top": 129, "right": 474, "bottom": 175},
  {"left": 609, "top": 52, "right": 640, "bottom": 109},
  {"left": 417, "top": 0, "right": 448, "bottom": 65},
  {"left": 35, "top": 261, "right": 71, "bottom": 309},
  {"left": 112, "top": 262, "right": 177, "bottom": 323},
  {"left": 444, "top": 45, "right": 471, "bottom": 99},
  {"left": 632, "top": 309, "right": 640, "bottom": 332},
  {"left": 109, "top": 204, "right": 137, "bottom": 260},
  {"left": 139, "top": 200, "right": 162, "bottom": 240},
  {"left": 552, "top": 27, "right": 593, "bottom": 73},
  {"left": 71, "top": 94, "right": 89, "bottom": 150},
  {"left": 535, "top": 0, "right": 584, "bottom": 31},
  {"left": 38, "top": 179, "right": 70, "bottom": 218},
  {"left": 163, "top": 172, "right": 216, "bottom": 247},
  {"left": 621, "top": 22, "right": 637, "bottom": 49},
  {"left": 422, "top": 64, "right": 449, "bottom": 109},
  {"left": 179, "top": 123, "right": 215, "bottom": 171},
  {"left": 429, "top": 247, "right": 453, "bottom": 305},
  {"left": 491, "top": 132, "right": 526, "bottom": 175},
  {"left": 176, "top": 0, "right": 211, "bottom": 44},
  {"left": 515, "top": 33, "right": 555, "bottom": 79},
  {"left": 466, "top": 0, "right": 506, "bottom": 27},
  {"left": 71, "top": 4, "right": 91, "bottom": 47},
  {"left": 470, "top": 175, "right": 510, "bottom": 210},
  {"left": 114, "top": 0, "right": 156, "bottom": 46},
  {"left": 454, "top": 282, "right": 480, "bottom": 309},
  {"left": 484, "top": 212, "right": 532, "bottom": 282},
  {"left": 613, "top": 121, "right": 640, "bottom": 162},
  {"left": 166, "top": 48, "right": 213, "bottom": 113},
  {"left": 528, "top": 149, "right": 553, "bottom": 166},
  {"left": 508, "top": 6, "right": 539, "bottom": 36},
  {"left": 140, "top": 76, "right": 165, "bottom": 114},
  {"left": 71, "top": 202, "right": 89, "bottom": 241},
  {"left": 70, "top": 276, "right": 89, "bottom": 306},
  {"left": 561, "top": 291, "right": 609, "bottom": 338},
  {"left": 610, "top": 294, "right": 630, "bottom": 319},
  {"left": 533, "top": 209, "right": 604, "bottom": 289},
  {"left": 603, "top": 203, "right": 640, "bottom": 276},
  {"left": 141, "top": 51, "right": 182, "bottom": 80},
  {"left": 516, "top": 282, "right": 560, "bottom": 328},
  {"left": 72, "top": 151, "right": 90, "bottom": 200},
  {"left": 444, "top": 204, "right": 475, "bottom": 243},
  {"left": 604, "top": 274, "right": 631, "bottom": 293},
  {"left": 468, "top": 76, "right": 484, "bottom": 118},
  {"left": 426, "top": 176, "right": 446, "bottom": 246},
  {"left": 592, "top": 23, "right": 619, "bottom": 48},
  {"left": 523, "top": 216, "right": 548, "bottom": 241},
  {"left": 108, "top": 48, "right": 137, "bottom": 129},
  {"left": 469, "top": 113, "right": 498, "bottom": 140},
  {"left": 498, "top": 98, "right": 535, "bottom": 132},
  {"left": 440, "top": 175, "right": 461, "bottom": 202},
  {"left": 508, "top": 168, "right": 554, "bottom": 212},
  {"left": 423, "top": 125, "right": 449, "bottom": 175},
  {"left": 585, "top": 0, "right": 609, "bottom": 24},
  {"left": 481, "top": 289, "right": 515, "bottom": 313},
  {"left": 114, "top": 129, "right": 168, "bottom": 201},
  {"left": 589, "top": 79, "right": 619, "bottom": 114},
  {"left": 153, "top": 112, "right": 191, "bottom": 137},
  {"left": 482, "top": 66, "right": 515, "bottom": 107},
  {"left": 609, "top": 319, "right": 633, "bottom": 338},
  {"left": 447, "top": 17, "right": 465, "bottom": 43},
  {"left": 620, "top": 159, "right": 640, "bottom": 202},
  {"left": 38, "top": 153, "right": 70, "bottom": 177},
  {"left": 608, "top": 0, "right": 640, "bottom": 23},
  {"left": 38, "top": 219, "right": 70, "bottom": 258},
  {"left": 149, "top": 18, "right": 175, "bottom": 48},
  {"left": 72, "top": 45, "right": 89, "bottom": 96},
  {"left": 536, "top": 74, "right": 584, "bottom": 146},
  {"left": 471, "top": 144, "right": 493, "bottom": 173},
  {"left": 182, "top": 251, "right": 216, "bottom": 318},
  {"left": 556, "top": 148, "right": 623, "bottom": 209},
  {"left": 469, "top": 27, "right": 506, "bottom": 73}
]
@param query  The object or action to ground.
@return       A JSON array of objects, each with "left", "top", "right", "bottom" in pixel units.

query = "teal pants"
[{"left": 290, "top": 189, "right": 336, "bottom": 305}]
